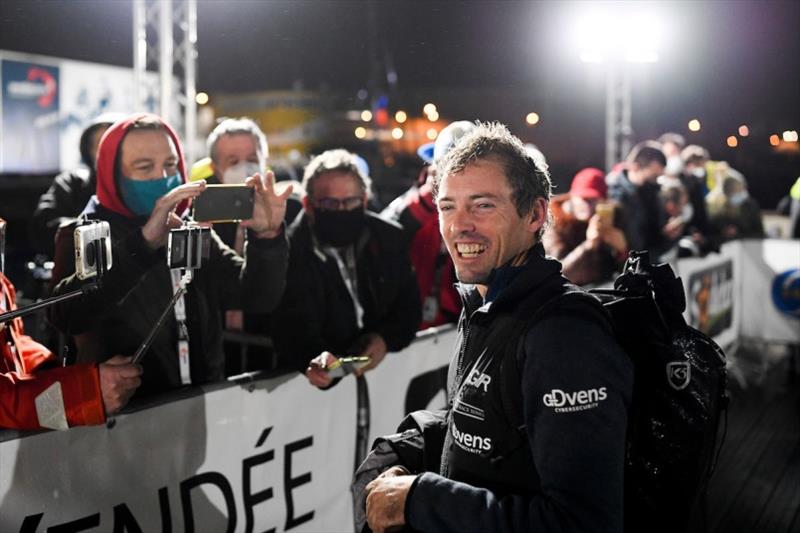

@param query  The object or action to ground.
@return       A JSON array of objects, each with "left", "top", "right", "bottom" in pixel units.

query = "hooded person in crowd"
[
  {"left": 48, "top": 113, "right": 290, "bottom": 397},
  {"left": 31, "top": 113, "right": 126, "bottom": 257},
  {"left": 273, "top": 148, "right": 420, "bottom": 388}
]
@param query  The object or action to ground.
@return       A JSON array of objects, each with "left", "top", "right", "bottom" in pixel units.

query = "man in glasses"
[{"left": 273, "top": 149, "right": 420, "bottom": 388}]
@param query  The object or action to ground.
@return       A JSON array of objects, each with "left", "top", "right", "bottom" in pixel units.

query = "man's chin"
[{"left": 454, "top": 268, "right": 490, "bottom": 286}]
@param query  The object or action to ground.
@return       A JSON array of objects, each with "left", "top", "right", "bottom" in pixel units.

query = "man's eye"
[
  {"left": 477, "top": 203, "right": 494, "bottom": 209},
  {"left": 438, "top": 205, "right": 453, "bottom": 212}
]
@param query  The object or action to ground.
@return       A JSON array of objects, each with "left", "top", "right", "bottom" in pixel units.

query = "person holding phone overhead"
[
  {"left": 272, "top": 149, "right": 421, "bottom": 389},
  {"left": 542, "top": 167, "right": 628, "bottom": 286},
  {"left": 48, "top": 113, "right": 290, "bottom": 397}
]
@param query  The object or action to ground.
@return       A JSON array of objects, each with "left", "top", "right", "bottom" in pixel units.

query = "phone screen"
[{"left": 193, "top": 185, "right": 254, "bottom": 222}]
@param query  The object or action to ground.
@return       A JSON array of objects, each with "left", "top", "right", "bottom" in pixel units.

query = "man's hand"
[
  {"left": 240, "top": 171, "right": 293, "bottom": 239},
  {"left": 141, "top": 180, "right": 207, "bottom": 250},
  {"left": 305, "top": 351, "right": 338, "bottom": 388},
  {"left": 662, "top": 216, "right": 686, "bottom": 241},
  {"left": 365, "top": 468, "right": 416, "bottom": 533},
  {"left": 352, "top": 333, "right": 388, "bottom": 377},
  {"left": 98, "top": 355, "right": 143, "bottom": 415}
]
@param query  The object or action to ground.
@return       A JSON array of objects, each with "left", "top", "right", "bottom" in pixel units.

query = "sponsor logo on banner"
[
  {"left": 542, "top": 387, "right": 607, "bottom": 413},
  {"left": 666, "top": 361, "right": 691, "bottom": 390},
  {"left": 771, "top": 269, "right": 800, "bottom": 318},
  {"left": 688, "top": 260, "right": 734, "bottom": 337}
]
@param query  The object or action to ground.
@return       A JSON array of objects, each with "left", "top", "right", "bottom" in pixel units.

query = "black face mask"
[{"left": 312, "top": 208, "right": 366, "bottom": 247}]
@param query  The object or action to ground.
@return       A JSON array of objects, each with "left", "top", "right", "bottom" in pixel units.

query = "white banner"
[
  {"left": 676, "top": 241, "right": 740, "bottom": 351},
  {"left": 0, "top": 372, "right": 356, "bottom": 533},
  {"left": 738, "top": 239, "right": 800, "bottom": 343},
  {"left": 364, "top": 327, "right": 457, "bottom": 446}
]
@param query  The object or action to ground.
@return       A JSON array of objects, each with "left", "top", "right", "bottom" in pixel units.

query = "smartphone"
[
  {"left": 74, "top": 221, "right": 113, "bottom": 280},
  {"left": 595, "top": 202, "right": 615, "bottom": 226},
  {"left": 325, "top": 356, "right": 371, "bottom": 378},
  {"left": 193, "top": 184, "right": 254, "bottom": 223}
]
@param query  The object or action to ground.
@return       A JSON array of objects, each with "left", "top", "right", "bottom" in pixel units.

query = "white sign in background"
[{"left": 0, "top": 372, "right": 356, "bottom": 533}]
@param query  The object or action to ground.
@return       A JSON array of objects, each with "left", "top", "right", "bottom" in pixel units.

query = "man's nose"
[{"left": 449, "top": 206, "right": 475, "bottom": 235}]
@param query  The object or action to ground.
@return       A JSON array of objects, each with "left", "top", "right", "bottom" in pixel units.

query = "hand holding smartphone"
[{"left": 325, "top": 356, "right": 372, "bottom": 379}]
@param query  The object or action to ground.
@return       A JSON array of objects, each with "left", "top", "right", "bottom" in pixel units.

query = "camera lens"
[{"left": 86, "top": 242, "right": 96, "bottom": 267}]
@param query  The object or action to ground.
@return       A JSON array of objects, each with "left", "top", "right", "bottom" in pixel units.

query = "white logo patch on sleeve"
[
  {"left": 542, "top": 387, "right": 608, "bottom": 413},
  {"left": 35, "top": 381, "right": 69, "bottom": 431}
]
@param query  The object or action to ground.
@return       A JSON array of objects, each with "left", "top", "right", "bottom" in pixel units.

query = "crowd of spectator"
[{"left": 0, "top": 113, "right": 777, "bottom": 431}]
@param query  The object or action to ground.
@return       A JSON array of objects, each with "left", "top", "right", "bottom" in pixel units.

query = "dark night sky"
[{"left": 1, "top": 0, "right": 799, "bottom": 204}]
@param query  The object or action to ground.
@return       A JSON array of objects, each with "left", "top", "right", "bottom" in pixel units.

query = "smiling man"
[{"left": 364, "top": 122, "right": 633, "bottom": 533}]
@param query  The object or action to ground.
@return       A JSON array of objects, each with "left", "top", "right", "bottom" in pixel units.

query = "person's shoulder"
[{"left": 367, "top": 211, "right": 405, "bottom": 237}]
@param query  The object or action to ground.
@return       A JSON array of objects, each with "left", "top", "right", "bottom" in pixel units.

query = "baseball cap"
[{"left": 570, "top": 167, "right": 607, "bottom": 199}]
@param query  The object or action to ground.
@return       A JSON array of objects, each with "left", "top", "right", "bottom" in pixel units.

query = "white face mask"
[
  {"left": 222, "top": 161, "right": 261, "bottom": 184},
  {"left": 665, "top": 155, "right": 683, "bottom": 176},
  {"left": 691, "top": 167, "right": 706, "bottom": 179},
  {"left": 729, "top": 191, "right": 748, "bottom": 207}
]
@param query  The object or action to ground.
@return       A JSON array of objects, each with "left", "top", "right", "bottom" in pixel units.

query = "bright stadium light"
[
  {"left": 572, "top": 9, "right": 663, "bottom": 64},
  {"left": 568, "top": 4, "right": 669, "bottom": 170}
]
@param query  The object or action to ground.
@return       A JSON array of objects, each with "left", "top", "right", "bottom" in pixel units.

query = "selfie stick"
[
  {"left": 0, "top": 237, "right": 108, "bottom": 326},
  {"left": 131, "top": 270, "right": 193, "bottom": 365}
]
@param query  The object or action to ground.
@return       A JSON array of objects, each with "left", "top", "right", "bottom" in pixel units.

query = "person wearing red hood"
[
  {"left": 542, "top": 168, "right": 628, "bottom": 286},
  {"left": 49, "top": 113, "right": 290, "bottom": 397}
]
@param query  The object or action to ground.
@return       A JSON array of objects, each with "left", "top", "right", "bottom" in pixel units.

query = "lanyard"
[
  {"left": 170, "top": 269, "right": 191, "bottom": 385},
  {"left": 325, "top": 246, "right": 364, "bottom": 330}
]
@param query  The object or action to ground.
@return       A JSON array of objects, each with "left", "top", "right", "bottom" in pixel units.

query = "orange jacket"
[{"left": 0, "top": 273, "right": 105, "bottom": 430}]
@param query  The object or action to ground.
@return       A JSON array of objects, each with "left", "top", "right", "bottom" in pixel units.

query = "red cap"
[{"left": 569, "top": 167, "right": 607, "bottom": 200}]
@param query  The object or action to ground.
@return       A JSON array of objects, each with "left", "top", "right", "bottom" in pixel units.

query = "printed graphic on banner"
[
  {"left": 687, "top": 260, "right": 733, "bottom": 337},
  {"left": 772, "top": 269, "right": 800, "bottom": 318},
  {"left": 1, "top": 59, "right": 60, "bottom": 173}
]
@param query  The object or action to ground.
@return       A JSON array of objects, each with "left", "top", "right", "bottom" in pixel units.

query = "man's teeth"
[{"left": 456, "top": 243, "right": 486, "bottom": 257}]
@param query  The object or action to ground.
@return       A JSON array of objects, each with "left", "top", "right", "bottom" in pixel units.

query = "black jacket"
[
  {"left": 49, "top": 199, "right": 289, "bottom": 396},
  {"left": 405, "top": 244, "right": 633, "bottom": 533},
  {"left": 273, "top": 211, "right": 421, "bottom": 372},
  {"left": 30, "top": 168, "right": 96, "bottom": 257}
]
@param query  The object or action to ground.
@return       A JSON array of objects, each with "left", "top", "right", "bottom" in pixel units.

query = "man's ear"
[{"left": 527, "top": 198, "right": 548, "bottom": 236}]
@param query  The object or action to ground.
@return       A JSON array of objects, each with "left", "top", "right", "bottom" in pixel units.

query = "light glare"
[
  {"left": 688, "top": 119, "right": 701, "bottom": 132},
  {"left": 391, "top": 127, "right": 404, "bottom": 140},
  {"left": 769, "top": 134, "right": 780, "bottom": 146},
  {"left": 427, "top": 110, "right": 439, "bottom": 122},
  {"left": 526, "top": 112, "right": 540, "bottom": 126},
  {"left": 361, "top": 110, "right": 373, "bottom": 122},
  {"left": 423, "top": 103, "right": 437, "bottom": 115},
  {"left": 426, "top": 128, "right": 438, "bottom": 140},
  {"left": 195, "top": 92, "right": 209, "bottom": 105},
  {"left": 738, "top": 125, "right": 749, "bottom": 137},
  {"left": 395, "top": 110, "right": 408, "bottom": 123},
  {"left": 726, "top": 136, "right": 738, "bottom": 148},
  {"left": 574, "top": 10, "right": 663, "bottom": 64},
  {"left": 354, "top": 127, "right": 367, "bottom": 139}
]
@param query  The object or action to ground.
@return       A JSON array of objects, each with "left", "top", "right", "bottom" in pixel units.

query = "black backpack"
[{"left": 499, "top": 251, "right": 728, "bottom": 532}]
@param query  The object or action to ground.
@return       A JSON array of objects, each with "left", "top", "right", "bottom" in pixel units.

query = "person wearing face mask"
[
  {"left": 542, "top": 167, "right": 627, "bottom": 285},
  {"left": 678, "top": 144, "right": 716, "bottom": 254},
  {"left": 706, "top": 165, "right": 764, "bottom": 242},
  {"left": 272, "top": 149, "right": 420, "bottom": 389},
  {"left": 48, "top": 113, "right": 290, "bottom": 397},
  {"left": 606, "top": 141, "right": 670, "bottom": 255}
]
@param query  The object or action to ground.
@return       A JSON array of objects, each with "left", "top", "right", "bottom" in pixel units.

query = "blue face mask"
[{"left": 120, "top": 173, "right": 182, "bottom": 216}]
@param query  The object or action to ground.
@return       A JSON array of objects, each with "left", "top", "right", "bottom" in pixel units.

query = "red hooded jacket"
[{"left": 0, "top": 273, "right": 105, "bottom": 429}]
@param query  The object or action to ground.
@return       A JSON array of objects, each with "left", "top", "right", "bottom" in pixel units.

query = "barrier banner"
[
  {"left": 0, "top": 372, "right": 357, "bottom": 533},
  {"left": 739, "top": 239, "right": 800, "bottom": 343},
  {"left": 676, "top": 241, "right": 740, "bottom": 350},
  {"left": 364, "top": 327, "right": 457, "bottom": 451}
]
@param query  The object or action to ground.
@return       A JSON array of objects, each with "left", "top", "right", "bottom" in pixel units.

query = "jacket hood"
[
  {"left": 95, "top": 113, "right": 188, "bottom": 219},
  {"left": 79, "top": 112, "right": 127, "bottom": 169}
]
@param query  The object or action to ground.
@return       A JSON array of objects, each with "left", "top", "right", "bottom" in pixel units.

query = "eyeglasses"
[{"left": 312, "top": 196, "right": 364, "bottom": 211}]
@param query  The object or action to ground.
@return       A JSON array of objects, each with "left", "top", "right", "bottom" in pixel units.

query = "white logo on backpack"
[{"left": 666, "top": 361, "right": 691, "bottom": 390}]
